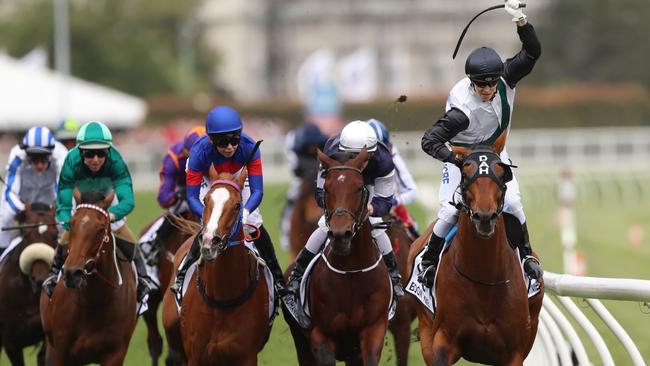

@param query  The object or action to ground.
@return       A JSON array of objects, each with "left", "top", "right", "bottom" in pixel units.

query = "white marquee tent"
[{"left": 0, "top": 53, "right": 146, "bottom": 132}]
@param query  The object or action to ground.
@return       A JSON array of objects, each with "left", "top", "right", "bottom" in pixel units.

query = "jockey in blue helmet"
[{"left": 170, "top": 106, "right": 285, "bottom": 295}]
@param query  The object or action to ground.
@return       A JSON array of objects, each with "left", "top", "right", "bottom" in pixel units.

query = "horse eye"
[{"left": 234, "top": 203, "right": 241, "bottom": 210}]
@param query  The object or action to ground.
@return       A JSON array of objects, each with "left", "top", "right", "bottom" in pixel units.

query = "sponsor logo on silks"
[
  {"left": 478, "top": 155, "right": 489, "bottom": 175},
  {"left": 442, "top": 165, "right": 450, "bottom": 184}
]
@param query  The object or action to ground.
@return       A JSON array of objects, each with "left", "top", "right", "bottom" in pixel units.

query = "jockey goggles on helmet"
[
  {"left": 81, "top": 149, "right": 108, "bottom": 159},
  {"left": 209, "top": 132, "right": 241, "bottom": 148},
  {"left": 27, "top": 152, "right": 51, "bottom": 164}
]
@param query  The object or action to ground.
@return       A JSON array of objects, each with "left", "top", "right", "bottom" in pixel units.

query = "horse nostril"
[
  {"left": 490, "top": 213, "right": 499, "bottom": 221},
  {"left": 344, "top": 230, "right": 353, "bottom": 238},
  {"left": 471, "top": 213, "right": 481, "bottom": 222}
]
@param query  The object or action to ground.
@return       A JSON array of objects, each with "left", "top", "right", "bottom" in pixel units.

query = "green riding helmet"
[{"left": 76, "top": 121, "right": 113, "bottom": 149}]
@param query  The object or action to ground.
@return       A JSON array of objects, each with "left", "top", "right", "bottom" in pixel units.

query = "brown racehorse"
[
  {"left": 162, "top": 169, "right": 271, "bottom": 366},
  {"left": 0, "top": 202, "right": 57, "bottom": 366},
  {"left": 289, "top": 160, "right": 322, "bottom": 260},
  {"left": 408, "top": 147, "right": 544, "bottom": 366},
  {"left": 140, "top": 208, "right": 197, "bottom": 366},
  {"left": 285, "top": 148, "right": 392, "bottom": 366},
  {"left": 40, "top": 190, "right": 137, "bottom": 366}
]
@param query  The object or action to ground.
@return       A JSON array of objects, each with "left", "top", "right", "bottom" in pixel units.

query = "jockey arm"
[
  {"left": 391, "top": 147, "right": 417, "bottom": 206},
  {"left": 244, "top": 155, "right": 264, "bottom": 212},
  {"left": 158, "top": 154, "right": 181, "bottom": 208},
  {"left": 56, "top": 154, "right": 76, "bottom": 230},
  {"left": 421, "top": 107, "right": 470, "bottom": 163},
  {"left": 371, "top": 169, "right": 395, "bottom": 217},
  {"left": 108, "top": 156, "right": 135, "bottom": 221},
  {"left": 3, "top": 148, "right": 26, "bottom": 214},
  {"left": 503, "top": 22, "right": 541, "bottom": 88}
]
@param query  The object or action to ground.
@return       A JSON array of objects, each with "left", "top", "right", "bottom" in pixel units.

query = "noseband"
[
  {"left": 74, "top": 203, "right": 122, "bottom": 287},
  {"left": 322, "top": 166, "right": 369, "bottom": 237}
]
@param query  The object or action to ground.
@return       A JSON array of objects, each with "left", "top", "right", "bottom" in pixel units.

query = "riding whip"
[
  {"left": 1, "top": 222, "right": 61, "bottom": 231},
  {"left": 234, "top": 140, "right": 263, "bottom": 179},
  {"left": 452, "top": 3, "right": 526, "bottom": 59}
]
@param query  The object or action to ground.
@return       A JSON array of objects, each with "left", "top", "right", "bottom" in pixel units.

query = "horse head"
[
  {"left": 63, "top": 189, "right": 114, "bottom": 289},
  {"left": 317, "top": 148, "right": 370, "bottom": 256},
  {"left": 199, "top": 167, "right": 247, "bottom": 261},
  {"left": 458, "top": 147, "right": 513, "bottom": 238}
]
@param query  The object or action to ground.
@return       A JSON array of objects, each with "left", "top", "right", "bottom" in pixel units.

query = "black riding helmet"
[{"left": 465, "top": 47, "right": 504, "bottom": 83}]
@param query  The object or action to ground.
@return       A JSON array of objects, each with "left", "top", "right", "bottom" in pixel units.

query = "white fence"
[{"left": 528, "top": 272, "right": 650, "bottom": 366}]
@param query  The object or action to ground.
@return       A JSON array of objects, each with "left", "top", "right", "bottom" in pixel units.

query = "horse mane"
[
  {"left": 29, "top": 202, "right": 51, "bottom": 212},
  {"left": 79, "top": 191, "right": 107, "bottom": 204},
  {"left": 165, "top": 213, "right": 201, "bottom": 235},
  {"left": 329, "top": 151, "right": 357, "bottom": 164}
]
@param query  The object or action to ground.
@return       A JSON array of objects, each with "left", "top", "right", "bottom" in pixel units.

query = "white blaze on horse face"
[
  {"left": 80, "top": 215, "right": 90, "bottom": 225},
  {"left": 337, "top": 174, "right": 346, "bottom": 182},
  {"left": 204, "top": 188, "right": 230, "bottom": 242}
]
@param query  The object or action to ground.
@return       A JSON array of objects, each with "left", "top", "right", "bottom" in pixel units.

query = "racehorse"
[
  {"left": 40, "top": 190, "right": 137, "bottom": 366},
  {"left": 408, "top": 146, "right": 544, "bottom": 365},
  {"left": 285, "top": 148, "right": 392, "bottom": 366},
  {"left": 385, "top": 218, "right": 417, "bottom": 366},
  {"left": 139, "top": 207, "right": 197, "bottom": 366},
  {"left": 162, "top": 168, "right": 271, "bottom": 365},
  {"left": 289, "top": 158, "right": 322, "bottom": 260},
  {"left": 0, "top": 202, "right": 57, "bottom": 366}
]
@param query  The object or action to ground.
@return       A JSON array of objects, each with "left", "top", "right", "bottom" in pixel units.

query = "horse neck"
[
  {"left": 200, "top": 235, "right": 253, "bottom": 300},
  {"left": 454, "top": 213, "right": 513, "bottom": 280},
  {"left": 327, "top": 221, "right": 379, "bottom": 269}
]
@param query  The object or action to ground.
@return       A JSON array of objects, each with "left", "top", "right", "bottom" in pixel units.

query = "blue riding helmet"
[
  {"left": 295, "top": 123, "right": 328, "bottom": 151},
  {"left": 205, "top": 106, "right": 243, "bottom": 134},
  {"left": 368, "top": 119, "right": 391, "bottom": 147}
]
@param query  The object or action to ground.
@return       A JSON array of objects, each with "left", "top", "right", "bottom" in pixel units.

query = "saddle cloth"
[
  {"left": 0, "top": 236, "right": 24, "bottom": 266},
  {"left": 289, "top": 244, "right": 397, "bottom": 327},
  {"left": 406, "top": 227, "right": 542, "bottom": 315},
  {"left": 138, "top": 216, "right": 165, "bottom": 287},
  {"left": 174, "top": 241, "right": 277, "bottom": 326}
]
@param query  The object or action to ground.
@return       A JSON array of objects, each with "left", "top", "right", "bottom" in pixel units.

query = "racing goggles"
[
  {"left": 82, "top": 149, "right": 108, "bottom": 159},
  {"left": 472, "top": 79, "right": 499, "bottom": 88},
  {"left": 210, "top": 134, "right": 241, "bottom": 148}
]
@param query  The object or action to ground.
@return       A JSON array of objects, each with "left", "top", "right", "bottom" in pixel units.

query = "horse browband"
[
  {"left": 76, "top": 204, "right": 110, "bottom": 221},
  {"left": 211, "top": 179, "right": 242, "bottom": 192}
]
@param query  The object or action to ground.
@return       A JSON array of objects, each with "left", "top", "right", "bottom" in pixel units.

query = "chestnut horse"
[
  {"left": 0, "top": 202, "right": 57, "bottom": 366},
  {"left": 40, "top": 191, "right": 137, "bottom": 366},
  {"left": 140, "top": 208, "right": 197, "bottom": 366},
  {"left": 289, "top": 160, "right": 322, "bottom": 260},
  {"left": 162, "top": 169, "right": 271, "bottom": 365},
  {"left": 408, "top": 147, "right": 544, "bottom": 365},
  {"left": 285, "top": 148, "right": 392, "bottom": 366}
]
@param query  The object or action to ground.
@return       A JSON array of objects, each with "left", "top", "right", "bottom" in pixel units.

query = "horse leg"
[
  {"left": 4, "top": 340, "right": 25, "bottom": 366},
  {"left": 310, "top": 327, "right": 336, "bottom": 366},
  {"left": 37, "top": 342, "right": 46, "bottom": 366},
  {"left": 144, "top": 292, "right": 163, "bottom": 366},
  {"left": 502, "top": 353, "right": 524, "bottom": 366},
  {"left": 359, "top": 321, "right": 388, "bottom": 366},
  {"left": 389, "top": 308, "right": 412, "bottom": 366},
  {"left": 430, "top": 330, "right": 460, "bottom": 366}
]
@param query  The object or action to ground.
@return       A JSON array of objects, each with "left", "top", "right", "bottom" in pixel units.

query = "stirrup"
[
  {"left": 417, "top": 263, "right": 436, "bottom": 288},
  {"left": 170, "top": 279, "right": 183, "bottom": 295},
  {"left": 42, "top": 275, "right": 58, "bottom": 297}
]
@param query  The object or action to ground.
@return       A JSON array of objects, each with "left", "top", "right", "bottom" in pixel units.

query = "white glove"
[
  {"left": 505, "top": 0, "right": 526, "bottom": 22},
  {"left": 242, "top": 209, "right": 250, "bottom": 225}
]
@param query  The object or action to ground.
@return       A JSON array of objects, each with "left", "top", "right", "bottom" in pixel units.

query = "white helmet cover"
[{"left": 339, "top": 120, "right": 378, "bottom": 152}]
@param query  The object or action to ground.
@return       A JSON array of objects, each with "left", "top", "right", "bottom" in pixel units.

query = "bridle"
[
  {"left": 205, "top": 179, "right": 245, "bottom": 251},
  {"left": 74, "top": 203, "right": 123, "bottom": 288},
  {"left": 322, "top": 165, "right": 369, "bottom": 237}
]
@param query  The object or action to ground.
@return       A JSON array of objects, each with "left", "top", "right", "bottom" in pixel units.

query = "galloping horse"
[
  {"left": 140, "top": 207, "right": 197, "bottom": 366},
  {"left": 289, "top": 158, "right": 322, "bottom": 260},
  {"left": 0, "top": 202, "right": 57, "bottom": 365},
  {"left": 286, "top": 148, "right": 392, "bottom": 366},
  {"left": 40, "top": 190, "right": 137, "bottom": 366},
  {"left": 162, "top": 168, "right": 271, "bottom": 365},
  {"left": 408, "top": 147, "right": 544, "bottom": 365}
]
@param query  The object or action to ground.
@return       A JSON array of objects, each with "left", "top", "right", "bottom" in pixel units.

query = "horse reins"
[
  {"left": 322, "top": 165, "right": 369, "bottom": 237},
  {"left": 75, "top": 203, "right": 123, "bottom": 288}
]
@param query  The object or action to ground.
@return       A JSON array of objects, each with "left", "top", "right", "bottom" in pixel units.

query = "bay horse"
[
  {"left": 0, "top": 202, "right": 57, "bottom": 366},
  {"left": 40, "top": 190, "right": 137, "bottom": 366},
  {"left": 139, "top": 207, "right": 197, "bottom": 366},
  {"left": 285, "top": 148, "right": 392, "bottom": 366},
  {"left": 408, "top": 147, "right": 544, "bottom": 366},
  {"left": 289, "top": 157, "right": 322, "bottom": 260},
  {"left": 162, "top": 168, "right": 271, "bottom": 366}
]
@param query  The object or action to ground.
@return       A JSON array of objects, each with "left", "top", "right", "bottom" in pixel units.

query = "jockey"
[
  {"left": 418, "top": 2, "right": 543, "bottom": 287},
  {"left": 0, "top": 127, "right": 67, "bottom": 256},
  {"left": 42, "top": 121, "right": 157, "bottom": 301},
  {"left": 55, "top": 118, "right": 81, "bottom": 150},
  {"left": 280, "top": 122, "right": 329, "bottom": 250},
  {"left": 142, "top": 126, "right": 206, "bottom": 258},
  {"left": 170, "top": 106, "right": 285, "bottom": 294},
  {"left": 367, "top": 119, "right": 420, "bottom": 238},
  {"left": 285, "top": 120, "right": 405, "bottom": 299}
]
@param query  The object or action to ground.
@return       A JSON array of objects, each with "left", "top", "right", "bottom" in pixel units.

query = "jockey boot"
[
  {"left": 417, "top": 233, "right": 445, "bottom": 288},
  {"left": 42, "top": 244, "right": 65, "bottom": 297},
  {"left": 170, "top": 234, "right": 201, "bottom": 296},
  {"left": 254, "top": 225, "right": 285, "bottom": 290},
  {"left": 518, "top": 223, "right": 543, "bottom": 280},
  {"left": 284, "top": 249, "right": 316, "bottom": 296},
  {"left": 382, "top": 252, "right": 404, "bottom": 298},
  {"left": 407, "top": 225, "right": 421, "bottom": 240},
  {"left": 134, "top": 248, "right": 158, "bottom": 302}
]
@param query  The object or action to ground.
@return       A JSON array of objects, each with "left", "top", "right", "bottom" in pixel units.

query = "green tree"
[
  {"left": 534, "top": 0, "right": 650, "bottom": 87},
  {"left": 0, "top": 0, "right": 215, "bottom": 96}
]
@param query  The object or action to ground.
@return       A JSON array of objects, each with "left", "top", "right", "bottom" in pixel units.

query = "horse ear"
[
  {"left": 73, "top": 188, "right": 82, "bottom": 204},
  {"left": 208, "top": 164, "right": 219, "bottom": 182},
  {"left": 491, "top": 130, "right": 507, "bottom": 155},
  {"left": 350, "top": 147, "right": 369, "bottom": 168},
  {"left": 236, "top": 168, "right": 248, "bottom": 189},
  {"left": 317, "top": 149, "right": 336, "bottom": 169},
  {"left": 103, "top": 191, "right": 115, "bottom": 209}
]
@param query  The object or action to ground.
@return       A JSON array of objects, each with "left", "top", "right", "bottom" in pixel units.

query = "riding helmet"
[
  {"left": 205, "top": 106, "right": 243, "bottom": 135},
  {"left": 339, "top": 120, "right": 378, "bottom": 153},
  {"left": 465, "top": 47, "right": 504, "bottom": 83},
  {"left": 21, "top": 126, "right": 56, "bottom": 154},
  {"left": 76, "top": 121, "right": 113, "bottom": 150}
]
